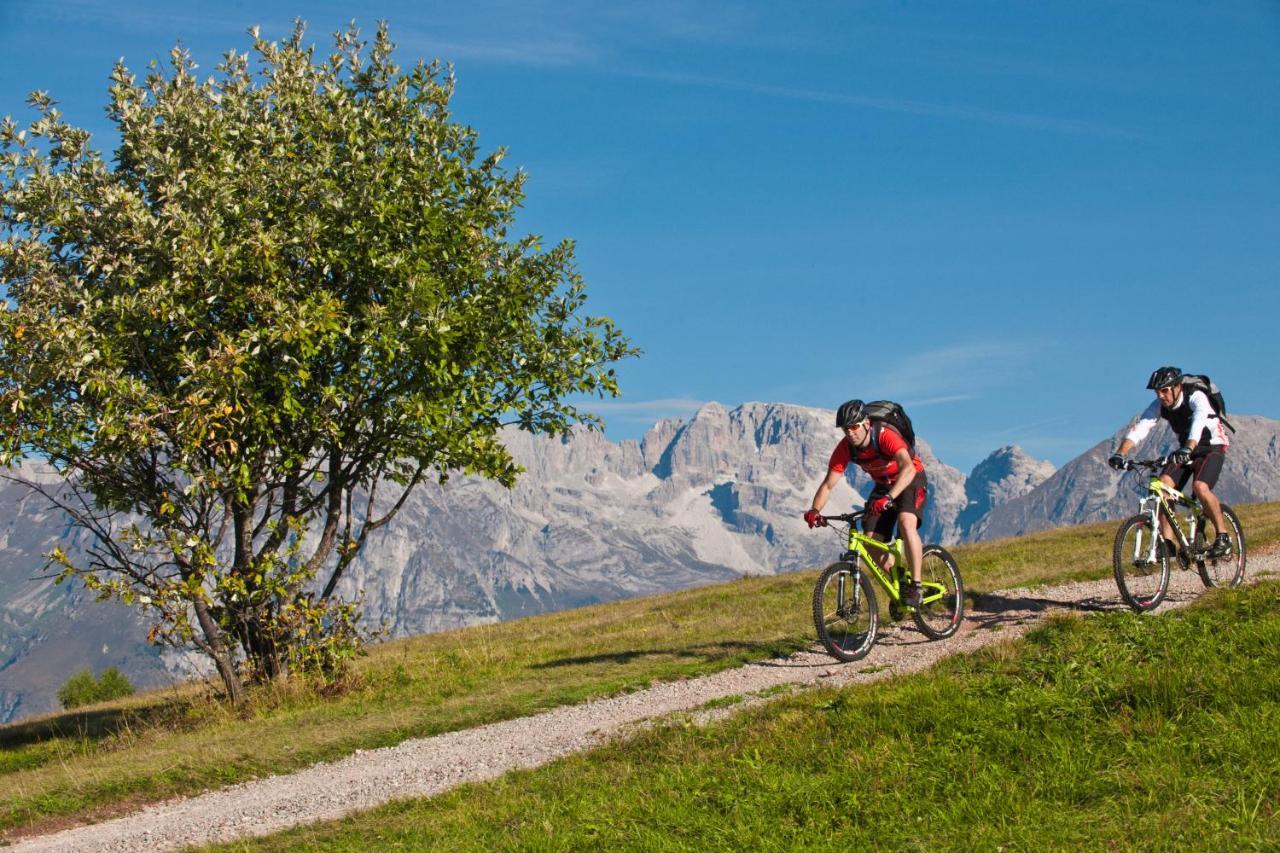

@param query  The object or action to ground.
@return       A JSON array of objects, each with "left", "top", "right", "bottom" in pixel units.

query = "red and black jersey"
[{"left": 827, "top": 425, "right": 925, "bottom": 485}]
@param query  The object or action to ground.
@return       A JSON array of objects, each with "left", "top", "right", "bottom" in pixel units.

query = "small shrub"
[
  {"left": 96, "top": 667, "right": 136, "bottom": 702},
  {"left": 57, "top": 667, "right": 136, "bottom": 709},
  {"left": 56, "top": 671, "right": 99, "bottom": 709}
]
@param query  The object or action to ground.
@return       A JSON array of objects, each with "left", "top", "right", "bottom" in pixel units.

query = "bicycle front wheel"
[
  {"left": 912, "top": 545, "right": 964, "bottom": 639},
  {"left": 1113, "top": 514, "right": 1169, "bottom": 612},
  {"left": 812, "top": 561, "right": 878, "bottom": 662},
  {"left": 1197, "top": 503, "right": 1247, "bottom": 589}
]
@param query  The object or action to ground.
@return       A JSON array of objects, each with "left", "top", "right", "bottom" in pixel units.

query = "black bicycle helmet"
[
  {"left": 1146, "top": 366, "right": 1182, "bottom": 390},
  {"left": 835, "top": 399, "right": 867, "bottom": 428}
]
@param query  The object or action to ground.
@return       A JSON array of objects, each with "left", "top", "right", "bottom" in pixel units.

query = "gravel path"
[{"left": 15, "top": 551, "right": 1279, "bottom": 852}]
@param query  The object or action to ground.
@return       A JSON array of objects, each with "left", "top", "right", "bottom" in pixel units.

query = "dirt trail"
[{"left": 14, "top": 553, "right": 1279, "bottom": 852}]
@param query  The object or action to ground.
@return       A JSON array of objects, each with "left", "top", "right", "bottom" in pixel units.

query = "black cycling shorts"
[
  {"left": 1161, "top": 446, "right": 1225, "bottom": 491},
  {"left": 865, "top": 471, "right": 928, "bottom": 541}
]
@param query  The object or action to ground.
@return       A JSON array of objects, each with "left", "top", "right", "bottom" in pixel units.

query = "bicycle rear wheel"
[
  {"left": 912, "top": 545, "right": 964, "bottom": 639},
  {"left": 1112, "top": 514, "right": 1169, "bottom": 612},
  {"left": 1196, "top": 504, "right": 1246, "bottom": 588},
  {"left": 812, "top": 561, "right": 878, "bottom": 662}
]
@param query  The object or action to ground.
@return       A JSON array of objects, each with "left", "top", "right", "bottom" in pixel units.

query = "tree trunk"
[
  {"left": 229, "top": 493, "right": 285, "bottom": 681},
  {"left": 193, "top": 597, "right": 244, "bottom": 704},
  {"left": 236, "top": 606, "right": 285, "bottom": 682}
]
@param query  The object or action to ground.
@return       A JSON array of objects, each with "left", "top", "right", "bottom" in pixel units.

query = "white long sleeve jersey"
[{"left": 1124, "top": 389, "right": 1230, "bottom": 449}]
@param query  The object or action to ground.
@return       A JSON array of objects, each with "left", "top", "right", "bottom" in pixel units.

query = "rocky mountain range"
[
  {"left": 3, "top": 402, "right": 1279, "bottom": 722},
  {"left": 978, "top": 414, "right": 1280, "bottom": 539},
  {"left": 0, "top": 470, "right": 169, "bottom": 724}
]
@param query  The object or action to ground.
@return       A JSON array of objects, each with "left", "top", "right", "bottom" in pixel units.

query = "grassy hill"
[
  {"left": 238, "top": 577, "right": 1280, "bottom": 850},
  {"left": 4, "top": 503, "right": 1280, "bottom": 842}
]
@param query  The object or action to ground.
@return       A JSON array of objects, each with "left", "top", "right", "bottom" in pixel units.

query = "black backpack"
[
  {"left": 865, "top": 400, "right": 917, "bottom": 456},
  {"left": 1181, "top": 374, "right": 1236, "bottom": 433}
]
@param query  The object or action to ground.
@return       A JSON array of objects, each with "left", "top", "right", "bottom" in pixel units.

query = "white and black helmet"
[
  {"left": 835, "top": 399, "right": 867, "bottom": 428},
  {"left": 1146, "top": 366, "right": 1182, "bottom": 390}
]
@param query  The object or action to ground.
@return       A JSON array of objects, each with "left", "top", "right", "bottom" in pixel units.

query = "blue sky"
[{"left": 2, "top": 1, "right": 1277, "bottom": 472}]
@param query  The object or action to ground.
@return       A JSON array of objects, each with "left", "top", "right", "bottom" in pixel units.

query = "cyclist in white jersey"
[{"left": 1108, "top": 366, "right": 1232, "bottom": 558}]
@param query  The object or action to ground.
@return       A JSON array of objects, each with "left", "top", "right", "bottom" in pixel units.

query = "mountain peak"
[{"left": 957, "top": 445, "right": 1057, "bottom": 537}]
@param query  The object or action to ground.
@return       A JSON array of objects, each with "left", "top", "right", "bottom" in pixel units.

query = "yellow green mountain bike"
[
  {"left": 1112, "top": 458, "right": 1246, "bottom": 613},
  {"left": 811, "top": 510, "right": 964, "bottom": 662}
]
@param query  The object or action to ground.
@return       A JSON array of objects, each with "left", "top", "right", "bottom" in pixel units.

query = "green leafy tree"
[
  {"left": 0, "top": 22, "right": 633, "bottom": 703},
  {"left": 56, "top": 667, "right": 136, "bottom": 709},
  {"left": 96, "top": 666, "right": 137, "bottom": 702},
  {"left": 55, "top": 671, "right": 100, "bottom": 710}
]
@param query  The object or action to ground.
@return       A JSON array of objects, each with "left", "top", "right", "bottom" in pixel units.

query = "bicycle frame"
[
  {"left": 836, "top": 520, "right": 946, "bottom": 606},
  {"left": 842, "top": 529, "right": 905, "bottom": 600},
  {"left": 1138, "top": 476, "right": 1203, "bottom": 556},
  {"left": 813, "top": 510, "right": 965, "bottom": 661}
]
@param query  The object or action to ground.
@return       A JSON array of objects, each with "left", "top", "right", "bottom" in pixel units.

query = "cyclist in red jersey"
[{"left": 803, "top": 399, "right": 929, "bottom": 606}]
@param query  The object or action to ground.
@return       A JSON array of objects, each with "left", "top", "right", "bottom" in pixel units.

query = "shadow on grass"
[
  {"left": 0, "top": 700, "right": 186, "bottom": 752},
  {"left": 531, "top": 640, "right": 793, "bottom": 669},
  {"left": 965, "top": 590, "right": 1124, "bottom": 631}
]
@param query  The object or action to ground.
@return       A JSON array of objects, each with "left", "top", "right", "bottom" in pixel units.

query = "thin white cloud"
[
  {"left": 26, "top": 2, "right": 1137, "bottom": 140},
  {"left": 901, "top": 394, "right": 976, "bottom": 408},
  {"left": 600, "top": 1, "right": 769, "bottom": 47},
  {"left": 989, "top": 412, "right": 1076, "bottom": 440},
  {"left": 394, "top": 33, "right": 601, "bottom": 68},
  {"left": 952, "top": 414, "right": 1082, "bottom": 463},
  {"left": 579, "top": 397, "right": 711, "bottom": 427},
  {"left": 387, "top": 2, "right": 808, "bottom": 69},
  {"left": 21, "top": 0, "right": 262, "bottom": 38},
  {"left": 614, "top": 68, "right": 1139, "bottom": 139},
  {"left": 10, "top": 2, "right": 595, "bottom": 68},
  {"left": 587, "top": 397, "right": 708, "bottom": 416},
  {"left": 875, "top": 341, "right": 1040, "bottom": 400}
]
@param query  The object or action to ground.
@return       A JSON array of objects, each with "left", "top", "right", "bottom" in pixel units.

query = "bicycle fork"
[
  {"left": 837, "top": 555, "right": 864, "bottom": 615},
  {"left": 1131, "top": 499, "right": 1163, "bottom": 566}
]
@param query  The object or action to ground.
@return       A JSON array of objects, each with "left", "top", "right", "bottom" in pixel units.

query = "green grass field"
[
  {"left": 3, "top": 502, "right": 1279, "bottom": 841},
  {"left": 230, "top": 578, "right": 1280, "bottom": 851}
]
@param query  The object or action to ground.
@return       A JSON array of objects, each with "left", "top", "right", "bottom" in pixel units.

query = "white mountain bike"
[{"left": 1112, "top": 458, "right": 1246, "bottom": 612}]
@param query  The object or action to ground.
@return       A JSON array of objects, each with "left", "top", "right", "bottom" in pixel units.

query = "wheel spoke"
[
  {"left": 1197, "top": 505, "right": 1247, "bottom": 589},
  {"left": 911, "top": 546, "right": 963, "bottom": 639},
  {"left": 812, "top": 562, "right": 878, "bottom": 662},
  {"left": 1113, "top": 515, "right": 1169, "bottom": 611}
]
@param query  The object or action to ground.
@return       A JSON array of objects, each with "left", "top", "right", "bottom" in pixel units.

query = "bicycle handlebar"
[
  {"left": 820, "top": 510, "right": 867, "bottom": 524},
  {"left": 1124, "top": 458, "right": 1168, "bottom": 471}
]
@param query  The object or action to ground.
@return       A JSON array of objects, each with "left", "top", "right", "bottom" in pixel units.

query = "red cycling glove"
[
  {"left": 803, "top": 509, "right": 825, "bottom": 528},
  {"left": 870, "top": 496, "right": 895, "bottom": 515}
]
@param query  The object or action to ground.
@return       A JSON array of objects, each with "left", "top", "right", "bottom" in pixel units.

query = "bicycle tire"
[
  {"left": 1196, "top": 503, "right": 1247, "bottom": 589},
  {"left": 1112, "top": 513, "right": 1169, "bottom": 612},
  {"left": 812, "top": 561, "right": 878, "bottom": 662},
  {"left": 911, "top": 545, "right": 964, "bottom": 639}
]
